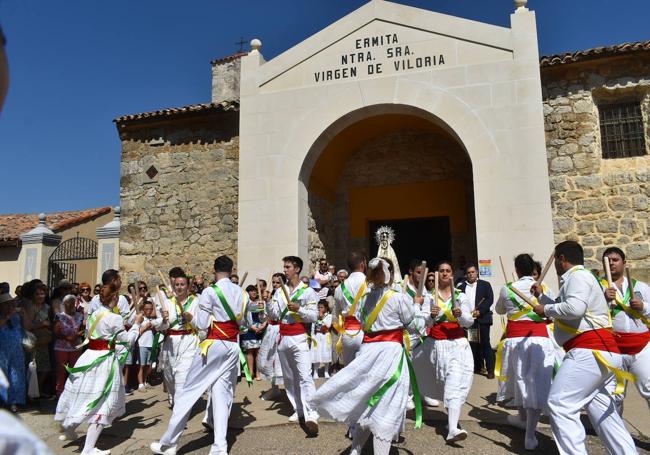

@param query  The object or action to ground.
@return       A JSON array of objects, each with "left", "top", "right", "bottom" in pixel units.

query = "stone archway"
[{"left": 300, "top": 105, "right": 476, "bottom": 272}]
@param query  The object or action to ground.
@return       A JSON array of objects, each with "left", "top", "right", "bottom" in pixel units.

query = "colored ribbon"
[
  {"left": 494, "top": 339, "right": 507, "bottom": 381},
  {"left": 592, "top": 350, "right": 636, "bottom": 395},
  {"left": 199, "top": 338, "right": 253, "bottom": 386}
]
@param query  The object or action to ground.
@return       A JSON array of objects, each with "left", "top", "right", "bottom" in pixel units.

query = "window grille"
[{"left": 598, "top": 102, "right": 646, "bottom": 159}]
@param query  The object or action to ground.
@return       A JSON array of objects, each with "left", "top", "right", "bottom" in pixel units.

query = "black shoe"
[{"left": 125, "top": 387, "right": 134, "bottom": 396}]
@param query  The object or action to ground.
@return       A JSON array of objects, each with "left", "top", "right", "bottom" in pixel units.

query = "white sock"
[
  {"left": 82, "top": 423, "right": 104, "bottom": 454},
  {"left": 373, "top": 435, "right": 392, "bottom": 455},
  {"left": 350, "top": 427, "right": 371, "bottom": 455},
  {"left": 447, "top": 406, "right": 461, "bottom": 432}
]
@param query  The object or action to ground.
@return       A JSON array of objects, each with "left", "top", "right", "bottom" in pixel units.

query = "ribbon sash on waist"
[{"left": 367, "top": 347, "right": 422, "bottom": 429}]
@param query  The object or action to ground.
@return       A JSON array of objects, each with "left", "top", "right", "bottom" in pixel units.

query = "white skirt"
[
  {"left": 311, "top": 341, "right": 409, "bottom": 438},
  {"left": 55, "top": 349, "right": 125, "bottom": 427},
  {"left": 496, "top": 335, "right": 557, "bottom": 410},
  {"left": 413, "top": 337, "right": 473, "bottom": 409},
  {"left": 311, "top": 332, "right": 332, "bottom": 364},
  {"left": 258, "top": 324, "right": 283, "bottom": 383},
  {"left": 160, "top": 333, "right": 199, "bottom": 397}
]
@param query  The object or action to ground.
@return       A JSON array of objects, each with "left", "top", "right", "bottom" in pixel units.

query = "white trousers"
[
  {"left": 161, "top": 333, "right": 199, "bottom": 402},
  {"left": 547, "top": 348, "right": 637, "bottom": 455},
  {"left": 612, "top": 343, "right": 650, "bottom": 412},
  {"left": 159, "top": 340, "right": 239, "bottom": 454},
  {"left": 340, "top": 331, "right": 363, "bottom": 366},
  {"left": 278, "top": 335, "right": 318, "bottom": 422}
]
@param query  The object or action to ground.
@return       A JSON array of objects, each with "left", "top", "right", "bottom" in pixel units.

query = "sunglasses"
[
  {"left": 139, "top": 286, "right": 147, "bottom": 291},
  {"left": 80, "top": 288, "right": 91, "bottom": 292}
]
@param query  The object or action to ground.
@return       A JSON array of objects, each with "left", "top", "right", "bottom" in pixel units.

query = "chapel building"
[{"left": 115, "top": 0, "right": 650, "bottom": 288}]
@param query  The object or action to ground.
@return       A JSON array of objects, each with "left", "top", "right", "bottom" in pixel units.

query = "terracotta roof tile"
[
  {"left": 113, "top": 100, "right": 239, "bottom": 125},
  {"left": 210, "top": 52, "right": 246, "bottom": 65},
  {"left": 540, "top": 40, "right": 650, "bottom": 68},
  {"left": 0, "top": 207, "right": 112, "bottom": 243}
]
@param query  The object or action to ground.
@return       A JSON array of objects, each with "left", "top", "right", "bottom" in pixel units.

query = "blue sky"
[{"left": 1, "top": 0, "right": 648, "bottom": 214}]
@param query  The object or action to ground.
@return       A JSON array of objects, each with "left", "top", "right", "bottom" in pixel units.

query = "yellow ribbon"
[
  {"left": 592, "top": 350, "right": 636, "bottom": 395},
  {"left": 76, "top": 310, "right": 109, "bottom": 349},
  {"left": 402, "top": 329, "right": 411, "bottom": 353},
  {"left": 494, "top": 339, "right": 507, "bottom": 381},
  {"left": 363, "top": 290, "right": 396, "bottom": 332}
]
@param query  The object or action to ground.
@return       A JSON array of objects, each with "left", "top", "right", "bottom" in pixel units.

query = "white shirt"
[
  {"left": 424, "top": 289, "right": 474, "bottom": 328},
  {"left": 155, "top": 294, "right": 200, "bottom": 332},
  {"left": 334, "top": 271, "right": 366, "bottom": 316},
  {"left": 401, "top": 281, "right": 432, "bottom": 336},
  {"left": 464, "top": 281, "right": 477, "bottom": 307},
  {"left": 607, "top": 277, "right": 650, "bottom": 334},
  {"left": 541, "top": 265, "right": 612, "bottom": 346},
  {"left": 89, "top": 294, "right": 130, "bottom": 319},
  {"left": 196, "top": 278, "right": 248, "bottom": 330},
  {"left": 496, "top": 276, "right": 553, "bottom": 322},
  {"left": 138, "top": 316, "right": 157, "bottom": 347},
  {"left": 268, "top": 282, "right": 319, "bottom": 324},
  {"left": 354, "top": 286, "right": 415, "bottom": 332},
  {"left": 314, "top": 271, "right": 332, "bottom": 300}
]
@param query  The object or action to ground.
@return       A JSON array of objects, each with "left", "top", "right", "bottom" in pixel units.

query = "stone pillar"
[
  {"left": 96, "top": 206, "right": 121, "bottom": 283},
  {"left": 17, "top": 214, "right": 62, "bottom": 283},
  {"left": 211, "top": 54, "right": 242, "bottom": 103}
]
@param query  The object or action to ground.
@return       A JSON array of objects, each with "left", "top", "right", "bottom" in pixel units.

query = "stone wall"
[
  {"left": 118, "top": 111, "right": 239, "bottom": 286},
  {"left": 542, "top": 54, "right": 650, "bottom": 279}
]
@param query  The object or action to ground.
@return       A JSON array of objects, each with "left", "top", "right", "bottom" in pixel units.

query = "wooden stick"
[
  {"left": 499, "top": 256, "right": 508, "bottom": 283},
  {"left": 434, "top": 271, "right": 439, "bottom": 301},
  {"left": 416, "top": 261, "right": 427, "bottom": 298},
  {"left": 157, "top": 269, "right": 172, "bottom": 296},
  {"left": 535, "top": 252, "right": 555, "bottom": 287},
  {"left": 625, "top": 266, "right": 633, "bottom": 291},
  {"left": 512, "top": 272, "right": 517, "bottom": 282},
  {"left": 240, "top": 271, "right": 248, "bottom": 288},
  {"left": 280, "top": 282, "right": 292, "bottom": 308},
  {"left": 451, "top": 279, "right": 458, "bottom": 309},
  {"left": 603, "top": 256, "right": 613, "bottom": 287}
]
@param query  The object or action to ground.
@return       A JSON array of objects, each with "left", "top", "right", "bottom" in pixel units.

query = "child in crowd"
[
  {"left": 137, "top": 301, "right": 158, "bottom": 392},
  {"left": 312, "top": 300, "right": 332, "bottom": 378}
]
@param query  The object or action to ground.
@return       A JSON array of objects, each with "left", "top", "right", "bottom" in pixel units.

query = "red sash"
[
  {"left": 268, "top": 320, "right": 279, "bottom": 326},
  {"left": 615, "top": 331, "right": 650, "bottom": 355},
  {"left": 88, "top": 339, "right": 110, "bottom": 350},
  {"left": 206, "top": 320, "right": 239, "bottom": 342},
  {"left": 562, "top": 328, "right": 620, "bottom": 353},
  {"left": 344, "top": 316, "right": 362, "bottom": 331},
  {"left": 363, "top": 328, "right": 403, "bottom": 344},
  {"left": 279, "top": 322, "right": 307, "bottom": 336},
  {"left": 428, "top": 322, "right": 465, "bottom": 340},
  {"left": 506, "top": 320, "right": 549, "bottom": 339},
  {"left": 167, "top": 329, "right": 192, "bottom": 336}
]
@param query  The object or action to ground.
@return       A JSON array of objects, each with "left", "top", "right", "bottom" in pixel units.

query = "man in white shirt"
[
  {"left": 531, "top": 241, "right": 637, "bottom": 455},
  {"left": 601, "top": 246, "right": 650, "bottom": 411},
  {"left": 268, "top": 255, "right": 320, "bottom": 436},
  {"left": 314, "top": 258, "right": 332, "bottom": 300},
  {"left": 151, "top": 255, "right": 247, "bottom": 455},
  {"left": 333, "top": 252, "right": 367, "bottom": 366}
]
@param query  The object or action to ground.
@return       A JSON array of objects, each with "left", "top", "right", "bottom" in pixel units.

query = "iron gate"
[{"left": 47, "top": 234, "right": 97, "bottom": 289}]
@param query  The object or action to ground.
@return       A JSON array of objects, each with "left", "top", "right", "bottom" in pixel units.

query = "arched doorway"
[{"left": 300, "top": 105, "right": 476, "bottom": 273}]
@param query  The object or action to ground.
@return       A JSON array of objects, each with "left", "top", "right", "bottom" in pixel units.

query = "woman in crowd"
[
  {"left": 242, "top": 285, "right": 266, "bottom": 381},
  {"left": 55, "top": 286, "right": 144, "bottom": 455},
  {"left": 311, "top": 257, "right": 416, "bottom": 455},
  {"left": 258, "top": 273, "right": 285, "bottom": 399},
  {"left": 53, "top": 294, "right": 84, "bottom": 397},
  {"left": 0, "top": 293, "right": 26, "bottom": 412},
  {"left": 23, "top": 281, "right": 52, "bottom": 397},
  {"left": 77, "top": 282, "right": 93, "bottom": 324}
]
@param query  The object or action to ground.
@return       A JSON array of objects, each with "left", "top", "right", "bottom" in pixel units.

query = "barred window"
[{"left": 598, "top": 102, "right": 646, "bottom": 159}]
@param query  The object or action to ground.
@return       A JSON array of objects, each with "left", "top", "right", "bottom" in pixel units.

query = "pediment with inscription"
[{"left": 259, "top": 18, "right": 513, "bottom": 92}]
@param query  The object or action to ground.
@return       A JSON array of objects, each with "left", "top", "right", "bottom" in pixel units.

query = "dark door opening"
[{"left": 368, "top": 217, "right": 452, "bottom": 277}]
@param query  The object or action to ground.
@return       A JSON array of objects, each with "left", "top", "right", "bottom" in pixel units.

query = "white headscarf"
[{"left": 368, "top": 257, "right": 390, "bottom": 285}]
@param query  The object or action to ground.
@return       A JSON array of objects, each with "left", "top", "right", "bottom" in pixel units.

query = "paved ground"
[{"left": 17, "top": 373, "right": 650, "bottom": 454}]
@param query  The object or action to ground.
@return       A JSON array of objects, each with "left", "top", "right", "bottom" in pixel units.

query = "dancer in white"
[
  {"left": 311, "top": 301, "right": 332, "bottom": 378},
  {"left": 151, "top": 255, "right": 247, "bottom": 455},
  {"left": 154, "top": 271, "right": 200, "bottom": 407},
  {"left": 495, "top": 254, "right": 557, "bottom": 450},
  {"left": 311, "top": 257, "right": 417, "bottom": 455},
  {"left": 415, "top": 260, "right": 474, "bottom": 443},
  {"left": 55, "top": 286, "right": 144, "bottom": 455},
  {"left": 333, "top": 251, "right": 367, "bottom": 366},
  {"left": 88, "top": 269, "right": 131, "bottom": 318},
  {"left": 258, "top": 273, "right": 285, "bottom": 400},
  {"left": 601, "top": 247, "right": 650, "bottom": 410},
  {"left": 267, "top": 255, "right": 319, "bottom": 435},
  {"left": 531, "top": 241, "right": 637, "bottom": 455}
]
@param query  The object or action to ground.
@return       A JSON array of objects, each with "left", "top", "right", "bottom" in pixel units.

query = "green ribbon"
[
  {"left": 340, "top": 281, "right": 355, "bottom": 305},
  {"left": 279, "top": 285, "right": 308, "bottom": 320},
  {"left": 150, "top": 332, "right": 163, "bottom": 363},
  {"left": 367, "top": 347, "right": 422, "bottom": 429},
  {"left": 505, "top": 284, "right": 544, "bottom": 322},
  {"left": 239, "top": 349, "right": 253, "bottom": 385},
  {"left": 169, "top": 295, "right": 195, "bottom": 329}
]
